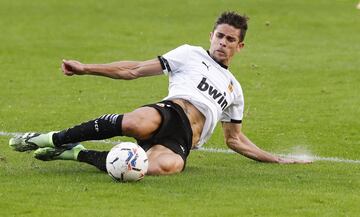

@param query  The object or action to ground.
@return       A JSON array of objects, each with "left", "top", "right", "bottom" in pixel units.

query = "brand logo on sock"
[{"left": 94, "top": 120, "right": 99, "bottom": 132}]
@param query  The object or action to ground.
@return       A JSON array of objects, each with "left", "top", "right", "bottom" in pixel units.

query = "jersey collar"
[{"left": 206, "top": 50, "right": 228, "bottom": 69}]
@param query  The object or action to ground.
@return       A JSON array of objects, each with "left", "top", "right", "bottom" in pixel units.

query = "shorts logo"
[
  {"left": 156, "top": 103, "right": 165, "bottom": 107},
  {"left": 179, "top": 145, "right": 185, "bottom": 154},
  {"left": 197, "top": 77, "right": 228, "bottom": 110}
]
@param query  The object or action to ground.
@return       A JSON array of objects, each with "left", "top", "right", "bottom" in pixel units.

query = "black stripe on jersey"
[
  {"left": 206, "top": 50, "right": 228, "bottom": 69},
  {"left": 157, "top": 56, "right": 166, "bottom": 70},
  {"left": 157, "top": 56, "right": 172, "bottom": 73},
  {"left": 230, "top": 119, "right": 242, "bottom": 124}
]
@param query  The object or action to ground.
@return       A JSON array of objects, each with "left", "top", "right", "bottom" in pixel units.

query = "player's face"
[{"left": 209, "top": 24, "right": 244, "bottom": 66}]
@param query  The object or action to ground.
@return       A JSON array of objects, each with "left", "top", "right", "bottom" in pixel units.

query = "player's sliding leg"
[
  {"left": 34, "top": 145, "right": 108, "bottom": 172},
  {"left": 146, "top": 145, "right": 184, "bottom": 175},
  {"left": 52, "top": 114, "right": 123, "bottom": 147},
  {"left": 9, "top": 132, "right": 56, "bottom": 152},
  {"left": 35, "top": 144, "right": 184, "bottom": 175},
  {"left": 9, "top": 114, "right": 124, "bottom": 151},
  {"left": 34, "top": 143, "right": 86, "bottom": 161},
  {"left": 9, "top": 107, "right": 161, "bottom": 152},
  {"left": 75, "top": 147, "right": 184, "bottom": 175},
  {"left": 77, "top": 150, "right": 109, "bottom": 172}
]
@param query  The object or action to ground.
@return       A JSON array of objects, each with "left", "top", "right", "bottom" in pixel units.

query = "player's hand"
[
  {"left": 61, "top": 59, "right": 86, "bottom": 76},
  {"left": 277, "top": 157, "right": 313, "bottom": 164}
]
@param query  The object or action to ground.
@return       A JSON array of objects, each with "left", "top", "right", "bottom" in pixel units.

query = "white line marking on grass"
[
  {"left": 194, "top": 147, "right": 360, "bottom": 163},
  {"left": 2, "top": 131, "right": 360, "bottom": 164},
  {"left": 278, "top": 154, "right": 360, "bottom": 164},
  {"left": 0, "top": 131, "right": 21, "bottom": 137}
]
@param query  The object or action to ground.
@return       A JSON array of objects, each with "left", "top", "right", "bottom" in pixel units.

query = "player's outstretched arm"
[
  {"left": 61, "top": 58, "right": 163, "bottom": 79},
  {"left": 221, "top": 122, "right": 312, "bottom": 164}
]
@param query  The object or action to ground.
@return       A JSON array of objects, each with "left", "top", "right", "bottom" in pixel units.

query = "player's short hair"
[{"left": 213, "top": 11, "right": 249, "bottom": 42}]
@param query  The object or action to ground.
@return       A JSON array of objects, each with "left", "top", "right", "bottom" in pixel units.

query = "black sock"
[
  {"left": 77, "top": 150, "right": 109, "bottom": 172},
  {"left": 52, "top": 114, "right": 123, "bottom": 147}
]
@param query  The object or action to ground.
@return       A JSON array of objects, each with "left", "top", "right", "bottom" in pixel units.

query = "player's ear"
[
  {"left": 236, "top": 42, "right": 244, "bottom": 52},
  {"left": 209, "top": 32, "right": 214, "bottom": 42}
]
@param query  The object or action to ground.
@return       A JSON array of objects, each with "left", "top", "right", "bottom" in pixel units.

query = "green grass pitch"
[{"left": 1, "top": 0, "right": 360, "bottom": 216}]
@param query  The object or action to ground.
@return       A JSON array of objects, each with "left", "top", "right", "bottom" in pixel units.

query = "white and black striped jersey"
[{"left": 158, "top": 44, "right": 244, "bottom": 146}]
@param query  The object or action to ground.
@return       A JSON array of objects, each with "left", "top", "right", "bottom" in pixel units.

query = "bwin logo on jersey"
[{"left": 197, "top": 77, "right": 228, "bottom": 110}]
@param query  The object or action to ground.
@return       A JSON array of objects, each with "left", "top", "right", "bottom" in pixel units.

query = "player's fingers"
[
  {"left": 62, "top": 59, "right": 70, "bottom": 67},
  {"left": 61, "top": 63, "right": 67, "bottom": 73},
  {"left": 61, "top": 62, "right": 73, "bottom": 76}
]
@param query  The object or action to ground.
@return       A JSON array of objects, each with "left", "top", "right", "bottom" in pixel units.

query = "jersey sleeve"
[
  {"left": 220, "top": 95, "right": 244, "bottom": 124},
  {"left": 158, "top": 44, "right": 190, "bottom": 75}
]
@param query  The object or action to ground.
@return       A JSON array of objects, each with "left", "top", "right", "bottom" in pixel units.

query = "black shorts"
[{"left": 136, "top": 100, "right": 193, "bottom": 164}]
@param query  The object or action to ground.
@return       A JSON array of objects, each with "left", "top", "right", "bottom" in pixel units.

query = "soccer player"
[{"left": 9, "top": 12, "right": 311, "bottom": 175}]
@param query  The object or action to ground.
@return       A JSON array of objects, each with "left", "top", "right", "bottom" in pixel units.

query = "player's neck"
[{"left": 206, "top": 50, "right": 228, "bottom": 69}]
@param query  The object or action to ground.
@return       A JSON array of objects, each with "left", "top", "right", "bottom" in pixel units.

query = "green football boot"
[
  {"left": 34, "top": 143, "right": 86, "bottom": 161},
  {"left": 9, "top": 132, "right": 56, "bottom": 152}
]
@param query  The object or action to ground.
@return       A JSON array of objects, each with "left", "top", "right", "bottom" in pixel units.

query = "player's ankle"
[{"left": 30, "top": 132, "right": 56, "bottom": 148}]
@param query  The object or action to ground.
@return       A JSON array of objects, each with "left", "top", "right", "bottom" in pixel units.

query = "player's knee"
[
  {"left": 122, "top": 116, "right": 144, "bottom": 138},
  {"left": 161, "top": 161, "right": 183, "bottom": 174},
  {"left": 122, "top": 110, "right": 160, "bottom": 140},
  {"left": 121, "top": 117, "right": 136, "bottom": 133},
  {"left": 147, "top": 165, "right": 180, "bottom": 176},
  {"left": 147, "top": 159, "right": 183, "bottom": 175}
]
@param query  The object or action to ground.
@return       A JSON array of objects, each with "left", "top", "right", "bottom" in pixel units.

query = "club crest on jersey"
[
  {"left": 228, "top": 81, "right": 234, "bottom": 93},
  {"left": 197, "top": 77, "right": 228, "bottom": 110}
]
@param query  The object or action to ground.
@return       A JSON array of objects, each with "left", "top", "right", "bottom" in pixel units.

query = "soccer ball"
[{"left": 106, "top": 142, "right": 148, "bottom": 182}]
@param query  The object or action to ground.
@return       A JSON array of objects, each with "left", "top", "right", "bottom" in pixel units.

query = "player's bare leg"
[
  {"left": 9, "top": 106, "right": 186, "bottom": 175},
  {"left": 123, "top": 108, "right": 185, "bottom": 175},
  {"left": 146, "top": 145, "right": 184, "bottom": 175},
  {"left": 9, "top": 107, "right": 161, "bottom": 151},
  {"left": 122, "top": 107, "right": 162, "bottom": 140}
]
